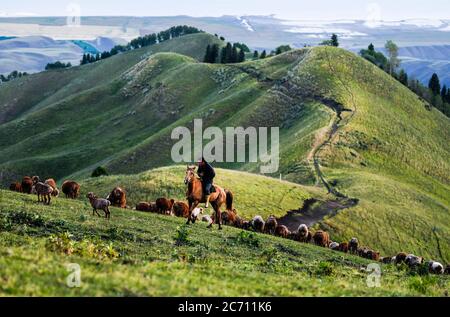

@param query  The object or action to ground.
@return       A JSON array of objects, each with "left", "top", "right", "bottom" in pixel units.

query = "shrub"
[
  {"left": 174, "top": 225, "right": 190, "bottom": 246},
  {"left": 6, "top": 211, "right": 45, "bottom": 227},
  {"left": 91, "top": 166, "right": 109, "bottom": 178},
  {"left": 236, "top": 231, "right": 260, "bottom": 248},
  {"left": 46, "top": 232, "right": 119, "bottom": 259},
  {"left": 314, "top": 261, "right": 335, "bottom": 276}
]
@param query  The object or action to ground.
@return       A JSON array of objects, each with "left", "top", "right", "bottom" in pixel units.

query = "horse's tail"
[{"left": 225, "top": 190, "right": 234, "bottom": 211}]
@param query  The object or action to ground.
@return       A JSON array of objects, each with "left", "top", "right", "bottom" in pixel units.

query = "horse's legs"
[
  {"left": 214, "top": 203, "right": 222, "bottom": 230},
  {"left": 187, "top": 200, "right": 199, "bottom": 224}
]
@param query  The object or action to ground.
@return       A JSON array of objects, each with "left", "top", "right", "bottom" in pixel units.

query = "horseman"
[{"left": 197, "top": 157, "right": 215, "bottom": 208}]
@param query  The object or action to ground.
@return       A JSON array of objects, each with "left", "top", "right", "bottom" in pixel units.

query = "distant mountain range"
[{"left": 0, "top": 16, "right": 449, "bottom": 85}]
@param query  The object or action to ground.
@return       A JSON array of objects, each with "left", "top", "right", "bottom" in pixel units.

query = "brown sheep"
[
  {"left": 394, "top": 252, "right": 407, "bottom": 264},
  {"left": 107, "top": 187, "right": 127, "bottom": 208},
  {"left": 86, "top": 192, "right": 111, "bottom": 219},
  {"left": 241, "top": 220, "right": 252, "bottom": 230},
  {"left": 367, "top": 250, "right": 381, "bottom": 261},
  {"left": 136, "top": 202, "right": 157, "bottom": 212},
  {"left": 32, "top": 182, "right": 53, "bottom": 205},
  {"left": 45, "top": 178, "right": 59, "bottom": 197},
  {"left": 275, "top": 225, "right": 290, "bottom": 239},
  {"left": 264, "top": 215, "right": 278, "bottom": 235},
  {"left": 338, "top": 242, "right": 349, "bottom": 253},
  {"left": 21, "top": 176, "right": 33, "bottom": 194},
  {"left": 313, "top": 230, "right": 330, "bottom": 248},
  {"left": 62, "top": 180, "right": 80, "bottom": 199},
  {"left": 9, "top": 182, "right": 22, "bottom": 192},
  {"left": 221, "top": 209, "right": 238, "bottom": 226},
  {"left": 234, "top": 215, "right": 244, "bottom": 228},
  {"left": 172, "top": 201, "right": 189, "bottom": 218},
  {"left": 349, "top": 238, "right": 359, "bottom": 253},
  {"left": 155, "top": 198, "right": 175, "bottom": 215}
]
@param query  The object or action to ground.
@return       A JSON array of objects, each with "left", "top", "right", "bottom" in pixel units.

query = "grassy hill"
[
  {"left": 0, "top": 189, "right": 448, "bottom": 296},
  {"left": 77, "top": 166, "right": 321, "bottom": 219},
  {"left": 0, "top": 32, "right": 449, "bottom": 266}
]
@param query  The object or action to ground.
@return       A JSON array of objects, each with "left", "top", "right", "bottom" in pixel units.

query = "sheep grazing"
[
  {"left": 241, "top": 220, "right": 252, "bottom": 230},
  {"left": 233, "top": 215, "right": 244, "bottom": 229},
  {"left": 296, "top": 224, "right": 312, "bottom": 243},
  {"left": 394, "top": 252, "right": 408, "bottom": 264},
  {"left": 313, "top": 231, "right": 330, "bottom": 248},
  {"left": 445, "top": 265, "right": 450, "bottom": 275},
  {"left": 201, "top": 214, "right": 214, "bottom": 227},
  {"left": 349, "top": 238, "right": 359, "bottom": 253},
  {"left": 275, "top": 225, "right": 290, "bottom": 239},
  {"left": 358, "top": 247, "right": 369, "bottom": 258},
  {"left": 264, "top": 216, "right": 278, "bottom": 235},
  {"left": 86, "top": 192, "right": 111, "bottom": 219},
  {"left": 32, "top": 182, "right": 54, "bottom": 205},
  {"left": 107, "top": 187, "right": 127, "bottom": 208},
  {"left": 338, "top": 242, "right": 349, "bottom": 253},
  {"left": 136, "top": 202, "right": 157, "bottom": 213},
  {"left": 172, "top": 202, "right": 189, "bottom": 218},
  {"left": 45, "top": 178, "right": 59, "bottom": 197},
  {"left": 221, "top": 209, "right": 238, "bottom": 226},
  {"left": 367, "top": 250, "right": 380, "bottom": 261},
  {"left": 9, "top": 182, "right": 22, "bottom": 193},
  {"left": 405, "top": 254, "right": 423, "bottom": 267},
  {"left": 62, "top": 180, "right": 80, "bottom": 199},
  {"left": 251, "top": 215, "right": 265, "bottom": 233},
  {"left": 329, "top": 242, "right": 340, "bottom": 251},
  {"left": 427, "top": 261, "right": 444, "bottom": 275},
  {"left": 155, "top": 198, "right": 175, "bottom": 215},
  {"left": 191, "top": 207, "right": 204, "bottom": 223},
  {"left": 21, "top": 176, "right": 33, "bottom": 194},
  {"left": 381, "top": 257, "right": 393, "bottom": 264}
]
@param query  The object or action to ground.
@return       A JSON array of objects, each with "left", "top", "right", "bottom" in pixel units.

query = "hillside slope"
[
  {"left": 0, "top": 189, "right": 448, "bottom": 296},
  {"left": 0, "top": 33, "right": 449, "bottom": 263}
]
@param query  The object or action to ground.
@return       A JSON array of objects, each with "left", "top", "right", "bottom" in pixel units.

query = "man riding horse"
[
  {"left": 184, "top": 160, "right": 233, "bottom": 230},
  {"left": 197, "top": 157, "right": 215, "bottom": 208}
]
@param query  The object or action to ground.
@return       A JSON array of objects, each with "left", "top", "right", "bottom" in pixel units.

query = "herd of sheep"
[{"left": 8, "top": 175, "right": 450, "bottom": 276}]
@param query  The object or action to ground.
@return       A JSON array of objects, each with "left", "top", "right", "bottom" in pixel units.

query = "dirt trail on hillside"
[
  {"left": 283, "top": 49, "right": 360, "bottom": 226},
  {"left": 278, "top": 198, "right": 359, "bottom": 231}
]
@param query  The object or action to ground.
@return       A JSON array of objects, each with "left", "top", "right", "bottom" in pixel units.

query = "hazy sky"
[{"left": 1, "top": 0, "right": 450, "bottom": 21}]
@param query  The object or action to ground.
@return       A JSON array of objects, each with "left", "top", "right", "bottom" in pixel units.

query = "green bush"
[
  {"left": 236, "top": 231, "right": 260, "bottom": 248},
  {"left": 174, "top": 225, "right": 190, "bottom": 246},
  {"left": 91, "top": 166, "right": 109, "bottom": 178}
]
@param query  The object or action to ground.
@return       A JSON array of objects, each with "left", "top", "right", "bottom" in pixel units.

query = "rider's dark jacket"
[{"left": 198, "top": 160, "right": 216, "bottom": 181}]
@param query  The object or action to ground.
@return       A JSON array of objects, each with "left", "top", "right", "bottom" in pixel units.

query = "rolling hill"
[
  {"left": 0, "top": 188, "right": 448, "bottom": 296},
  {"left": 0, "top": 32, "right": 449, "bottom": 265}
]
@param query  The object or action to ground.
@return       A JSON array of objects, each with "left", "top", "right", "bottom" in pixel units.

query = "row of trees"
[
  {"left": 45, "top": 61, "right": 72, "bottom": 70},
  {"left": 81, "top": 25, "right": 203, "bottom": 66},
  {"left": 359, "top": 42, "right": 450, "bottom": 117},
  {"left": 0, "top": 70, "right": 28, "bottom": 83},
  {"left": 203, "top": 43, "right": 246, "bottom": 64}
]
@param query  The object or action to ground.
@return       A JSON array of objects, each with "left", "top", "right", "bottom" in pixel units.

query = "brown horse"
[{"left": 184, "top": 165, "right": 234, "bottom": 230}]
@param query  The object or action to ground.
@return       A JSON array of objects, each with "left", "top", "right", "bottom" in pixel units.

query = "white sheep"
[
  {"left": 191, "top": 207, "right": 204, "bottom": 223},
  {"left": 251, "top": 215, "right": 265, "bottom": 232},
  {"left": 405, "top": 254, "right": 423, "bottom": 267},
  {"left": 427, "top": 261, "right": 444, "bottom": 274},
  {"left": 201, "top": 214, "right": 213, "bottom": 226},
  {"left": 329, "top": 242, "right": 340, "bottom": 250}
]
